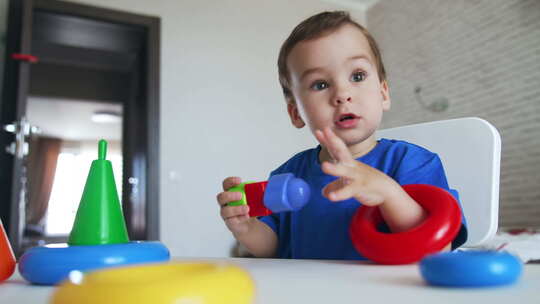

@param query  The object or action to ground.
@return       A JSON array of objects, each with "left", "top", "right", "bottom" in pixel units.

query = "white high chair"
[{"left": 376, "top": 117, "right": 501, "bottom": 247}]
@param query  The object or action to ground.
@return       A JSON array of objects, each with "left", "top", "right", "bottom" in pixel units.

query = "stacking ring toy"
[
  {"left": 350, "top": 184, "right": 462, "bottom": 264},
  {"left": 18, "top": 241, "right": 169, "bottom": 285},
  {"left": 18, "top": 140, "right": 171, "bottom": 285},
  {"left": 420, "top": 251, "right": 523, "bottom": 287},
  {"left": 51, "top": 262, "right": 255, "bottom": 304},
  {"left": 1, "top": 219, "right": 16, "bottom": 282}
]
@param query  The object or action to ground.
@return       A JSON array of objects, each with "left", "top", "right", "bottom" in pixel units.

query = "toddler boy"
[{"left": 217, "top": 11, "right": 467, "bottom": 259}]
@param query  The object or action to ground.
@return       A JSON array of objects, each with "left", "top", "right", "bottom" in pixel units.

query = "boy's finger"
[
  {"left": 326, "top": 182, "right": 356, "bottom": 201},
  {"left": 221, "top": 205, "right": 249, "bottom": 220},
  {"left": 315, "top": 129, "right": 339, "bottom": 161},
  {"left": 315, "top": 129, "right": 338, "bottom": 161},
  {"left": 216, "top": 191, "right": 243, "bottom": 206},
  {"left": 226, "top": 216, "right": 240, "bottom": 227},
  {"left": 322, "top": 180, "right": 342, "bottom": 198},
  {"left": 322, "top": 178, "right": 353, "bottom": 200},
  {"left": 225, "top": 215, "right": 248, "bottom": 229},
  {"left": 314, "top": 129, "right": 328, "bottom": 148},
  {"left": 321, "top": 161, "right": 356, "bottom": 179},
  {"left": 222, "top": 176, "right": 242, "bottom": 191},
  {"left": 322, "top": 128, "right": 354, "bottom": 163}
]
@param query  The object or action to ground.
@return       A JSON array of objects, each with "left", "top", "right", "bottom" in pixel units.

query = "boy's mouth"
[{"left": 335, "top": 113, "right": 360, "bottom": 129}]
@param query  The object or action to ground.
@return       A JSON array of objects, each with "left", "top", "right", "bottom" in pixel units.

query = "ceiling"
[{"left": 27, "top": 96, "right": 122, "bottom": 141}]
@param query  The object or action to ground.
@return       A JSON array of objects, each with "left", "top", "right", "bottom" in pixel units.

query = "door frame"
[{"left": 1, "top": 0, "right": 160, "bottom": 254}]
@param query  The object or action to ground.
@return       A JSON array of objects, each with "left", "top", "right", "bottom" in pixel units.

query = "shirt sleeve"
[{"left": 259, "top": 213, "right": 278, "bottom": 234}]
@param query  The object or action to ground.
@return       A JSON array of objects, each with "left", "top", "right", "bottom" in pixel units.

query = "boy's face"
[{"left": 286, "top": 24, "right": 390, "bottom": 150}]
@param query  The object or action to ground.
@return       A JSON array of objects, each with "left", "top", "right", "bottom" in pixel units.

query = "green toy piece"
[
  {"left": 68, "top": 139, "right": 129, "bottom": 246},
  {"left": 227, "top": 182, "right": 253, "bottom": 206}
]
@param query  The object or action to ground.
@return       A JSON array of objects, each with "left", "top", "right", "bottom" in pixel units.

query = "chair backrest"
[{"left": 376, "top": 117, "right": 501, "bottom": 247}]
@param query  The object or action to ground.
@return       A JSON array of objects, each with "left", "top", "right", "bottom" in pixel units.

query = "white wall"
[{"left": 65, "top": 0, "right": 366, "bottom": 257}]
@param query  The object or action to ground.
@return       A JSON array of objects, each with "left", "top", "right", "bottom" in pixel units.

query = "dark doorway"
[{"left": 1, "top": 0, "right": 160, "bottom": 256}]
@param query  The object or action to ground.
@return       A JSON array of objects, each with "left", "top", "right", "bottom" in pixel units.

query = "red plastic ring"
[
  {"left": 1, "top": 220, "right": 16, "bottom": 282},
  {"left": 349, "top": 184, "right": 462, "bottom": 265}
]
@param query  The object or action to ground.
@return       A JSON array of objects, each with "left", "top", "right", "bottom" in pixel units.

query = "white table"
[{"left": 2, "top": 258, "right": 539, "bottom": 304}]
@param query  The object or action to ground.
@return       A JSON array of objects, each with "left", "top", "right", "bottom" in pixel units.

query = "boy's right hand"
[{"left": 216, "top": 177, "right": 253, "bottom": 237}]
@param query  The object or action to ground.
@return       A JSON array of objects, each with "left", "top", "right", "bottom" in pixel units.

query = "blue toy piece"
[
  {"left": 419, "top": 250, "right": 523, "bottom": 287},
  {"left": 264, "top": 173, "right": 311, "bottom": 213},
  {"left": 18, "top": 241, "right": 169, "bottom": 285}
]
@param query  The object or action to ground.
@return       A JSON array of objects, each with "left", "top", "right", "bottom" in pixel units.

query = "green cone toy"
[{"left": 68, "top": 140, "right": 129, "bottom": 245}]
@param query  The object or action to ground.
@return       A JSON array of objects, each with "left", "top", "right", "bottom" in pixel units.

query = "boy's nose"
[
  {"left": 334, "top": 96, "right": 352, "bottom": 105},
  {"left": 332, "top": 82, "right": 353, "bottom": 106}
]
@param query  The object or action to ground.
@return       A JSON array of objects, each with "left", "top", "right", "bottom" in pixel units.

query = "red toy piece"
[
  {"left": 350, "top": 184, "right": 462, "bottom": 265},
  {"left": 244, "top": 181, "right": 272, "bottom": 217},
  {"left": 1, "top": 219, "right": 16, "bottom": 282}
]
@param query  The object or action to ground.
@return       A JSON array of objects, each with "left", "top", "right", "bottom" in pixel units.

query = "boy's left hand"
[{"left": 315, "top": 127, "right": 399, "bottom": 206}]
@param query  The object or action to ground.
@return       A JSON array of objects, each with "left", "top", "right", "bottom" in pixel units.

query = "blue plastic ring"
[
  {"left": 419, "top": 251, "right": 523, "bottom": 287},
  {"left": 18, "top": 241, "right": 170, "bottom": 285}
]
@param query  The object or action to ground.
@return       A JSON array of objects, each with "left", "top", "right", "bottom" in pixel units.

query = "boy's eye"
[
  {"left": 351, "top": 71, "right": 367, "bottom": 82},
  {"left": 310, "top": 81, "right": 329, "bottom": 91}
]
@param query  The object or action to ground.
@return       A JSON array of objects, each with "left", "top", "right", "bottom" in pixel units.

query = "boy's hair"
[{"left": 277, "top": 11, "right": 387, "bottom": 104}]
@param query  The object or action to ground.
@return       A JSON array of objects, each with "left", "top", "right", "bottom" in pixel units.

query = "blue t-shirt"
[{"left": 259, "top": 138, "right": 468, "bottom": 259}]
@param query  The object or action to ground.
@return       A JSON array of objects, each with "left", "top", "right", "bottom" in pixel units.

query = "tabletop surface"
[{"left": 2, "top": 257, "right": 540, "bottom": 304}]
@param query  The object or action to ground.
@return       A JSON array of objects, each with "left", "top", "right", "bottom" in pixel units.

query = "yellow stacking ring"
[{"left": 51, "top": 262, "right": 255, "bottom": 304}]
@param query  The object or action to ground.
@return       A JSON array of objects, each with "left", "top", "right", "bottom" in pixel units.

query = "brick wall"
[{"left": 367, "top": 0, "right": 540, "bottom": 228}]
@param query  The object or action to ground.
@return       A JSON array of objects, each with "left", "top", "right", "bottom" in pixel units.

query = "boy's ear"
[
  {"left": 381, "top": 80, "right": 391, "bottom": 111},
  {"left": 287, "top": 102, "right": 305, "bottom": 128}
]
